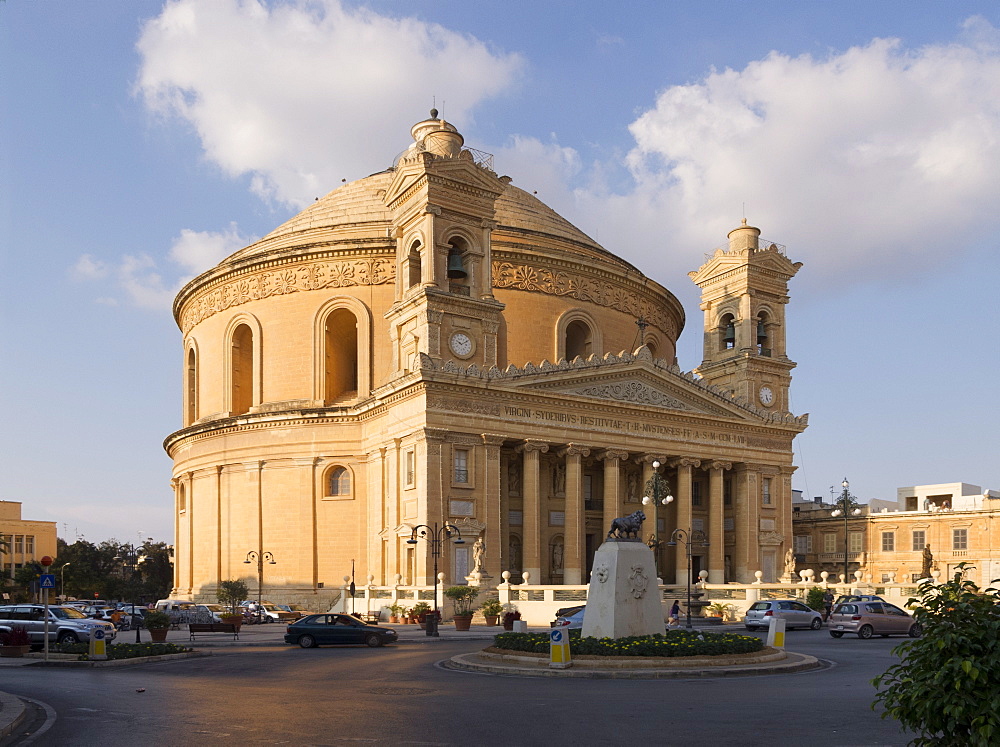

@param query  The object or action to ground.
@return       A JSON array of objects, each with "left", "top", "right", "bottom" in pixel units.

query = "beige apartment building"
[
  {"left": 0, "top": 501, "right": 58, "bottom": 579},
  {"left": 164, "top": 111, "right": 808, "bottom": 605},
  {"left": 792, "top": 482, "right": 1000, "bottom": 586}
]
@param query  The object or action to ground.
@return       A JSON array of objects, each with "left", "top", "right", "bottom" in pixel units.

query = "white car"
[
  {"left": 551, "top": 606, "right": 585, "bottom": 630},
  {"left": 743, "top": 600, "right": 823, "bottom": 631}
]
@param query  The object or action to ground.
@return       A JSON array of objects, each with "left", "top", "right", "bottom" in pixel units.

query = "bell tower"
[
  {"left": 688, "top": 220, "right": 802, "bottom": 412},
  {"left": 383, "top": 110, "right": 506, "bottom": 375}
]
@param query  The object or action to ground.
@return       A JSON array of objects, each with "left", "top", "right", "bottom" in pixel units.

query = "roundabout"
[{"left": 442, "top": 645, "right": 823, "bottom": 679}]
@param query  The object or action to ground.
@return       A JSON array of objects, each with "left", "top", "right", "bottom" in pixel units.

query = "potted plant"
[
  {"left": 412, "top": 601, "right": 432, "bottom": 629},
  {"left": 445, "top": 586, "right": 479, "bottom": 631},
  {"left": 387, "top": 603, "right": 403, "bottom": 623},
  {"left": 705, "top": 602, "right": 730, "bottom": 619},
  {"left": 480, "top": 598, "right": 504, "bottom": 626},
  {"left": 144, "top": 610, "right": 172, "bottom": 642},
  {"left": 0, "top": 626, "right": 31, "bottom": 657},
  {"left": 502, "top": 606, "right": 521, "bottom": 631},
  {"left": 217, "top": 579, "right": 249, "bottom": 631}
]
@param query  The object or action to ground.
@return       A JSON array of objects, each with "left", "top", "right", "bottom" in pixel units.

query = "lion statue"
[{"left": 607, "top": 510, "right": 646, "bottom": 540}]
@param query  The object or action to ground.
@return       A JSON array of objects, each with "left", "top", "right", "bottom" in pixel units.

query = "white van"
[{"left": 154, "top": 599, "right": 194, "bottom": 612}]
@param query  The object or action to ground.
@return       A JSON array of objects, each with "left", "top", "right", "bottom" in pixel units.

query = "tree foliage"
[
  {"left": 805, "top": 586, "right": 827, "bottom": 612},
  {"left": 872, "top": 564, "right": 1000, "bottom": 745},
  {"left": 217, "top": 579, "right": 249, "bottom": 613}
]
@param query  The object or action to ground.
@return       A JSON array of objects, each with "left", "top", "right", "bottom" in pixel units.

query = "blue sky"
[{"left": 2, "top": 1, "right": 998, "bottom": 545}]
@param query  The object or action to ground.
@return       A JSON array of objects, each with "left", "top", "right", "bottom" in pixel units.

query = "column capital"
[
  {"left": 423, "top": 427, "right": 450, "bottom": 442},
  {"left": 516, "top": 439, "right": 549, "bottom": 454},
  {"left": 481, "top": 433, "right": 508, "bottom": 447},
  {"left": 600, "top": 448, "right": 630, "bottom": 462},
  {"left": 707, "top": 460, "right": 733, "bottom": 471},
  {"left": 669, "top": 457, "right": 701, "bottom": 469},
  {"left": 779, "top": 465, "right": 798, "bottom": 476},
  {"left": 637, "top": 454, "right": 669, "bottom": 465},
  {"left": 557, "top": 444, "right": 592, "bottom": 458}
]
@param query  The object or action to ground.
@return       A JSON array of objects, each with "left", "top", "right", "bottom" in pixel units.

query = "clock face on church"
[
  {"left": 758, "top": 386, "right": 774, "bottom": 406},
  {"left": 449, "top": 332, "right": 474, "bottom": 358}
]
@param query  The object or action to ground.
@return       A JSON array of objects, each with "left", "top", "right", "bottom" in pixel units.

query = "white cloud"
[
  {"left": 169, "top": 223, "right": 250, "bottom": 275},
  {"left": 582, "top": 21, "right": 1000, "bottom": 286},
  {"left": 135, "top": 0, "right": 524, "bottom": 207},
  {"left": 71, "top": 254, "right": 109, "bottom": 280},
  {"left": 117, "top": 254, "right": 176, "bottom": 310}
]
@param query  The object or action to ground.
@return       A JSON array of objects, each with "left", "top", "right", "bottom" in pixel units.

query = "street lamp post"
[
  {"left": 667, "top": 528, "right": 709, "bottom": 629},
  {"left": 641, "top": 460, "right": 674, "bottom": 578},
  {"left": 406, "top": 522, "right": 464, "bottom": 637},
  {"left": 244, "top": 551, "right": 276, "bottom": 613},
  {"left": 60, "top": 562, "right": 71, "bottom": 602},
  {"left": 830, "top": 477, "right": 862, "bottom": 586}
]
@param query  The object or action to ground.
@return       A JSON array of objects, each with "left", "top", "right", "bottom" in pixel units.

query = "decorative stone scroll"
[
  {"left": 180, "top": 257, "right": 395, "bottom": 332},
  {"left": 567, "top": 381, "right": 696, "bottom": 411}
]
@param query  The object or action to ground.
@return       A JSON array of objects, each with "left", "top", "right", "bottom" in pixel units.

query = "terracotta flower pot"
[
  {"left": 453, "top": 614, "right": 473, "bottom": 631},
  {"left": 148, "top": 628, "right": 169, "bottom": 643},
  {"left": 484, "top": 615, "right": 499, "bottom": 626},
  {"left": 0, "top": 645, "right": 29, "bottom": 658}
]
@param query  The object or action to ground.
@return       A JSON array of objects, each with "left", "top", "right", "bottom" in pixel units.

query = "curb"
[
  {"left": 0, "top": 690, "right": 26, "bottom": 741},
  {"left": 26, "top": 651, "right": 210, "bottom": 668},
  {"left": 442, "top": 650, "right": 822, "bottom": 679}
]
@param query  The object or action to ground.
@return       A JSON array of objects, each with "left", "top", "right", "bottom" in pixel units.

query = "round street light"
[{"left": 407, "top": 522, "right": 463, "bottom": 637}]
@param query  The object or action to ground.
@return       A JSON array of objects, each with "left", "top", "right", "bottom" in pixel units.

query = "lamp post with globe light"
[
  {"left": 406, "top": 523, "right": 464, "bottom": 637},
  {"left": 667, "top": 528, "right": 709, "bottom": 629},
  {"left": 244, "top": 551, "right": 276, "bottom": 615},
  {"left": 641, "top": 460, "right": 674, "bottom": 577},
  {"left": 830, "top": 478, "right": 862, "bottom": 585}
]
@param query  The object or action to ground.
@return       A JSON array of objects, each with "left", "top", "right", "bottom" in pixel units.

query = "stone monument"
[{"left": 581, "top": 510, "right": 666, "bottom": 639}]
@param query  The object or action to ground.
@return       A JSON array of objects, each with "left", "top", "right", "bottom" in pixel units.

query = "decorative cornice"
[
  {"left": 492, "top": 260, "right": 677, "bottom": 338},
  {"left": 179, "top": 257, "right": 395, "bottom": 333}
]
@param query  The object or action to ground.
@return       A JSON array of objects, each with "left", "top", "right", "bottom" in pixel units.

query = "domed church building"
[{"left": 165, "top": 111, "right": 807, "bottom": 604}]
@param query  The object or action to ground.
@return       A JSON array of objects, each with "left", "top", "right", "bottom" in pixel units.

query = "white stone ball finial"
[
  {"left": 753, "top": 571, "right": 763, "bottom": 585},
  {"left": 521, "top": 571, "right": 531, "bottom": 584}
]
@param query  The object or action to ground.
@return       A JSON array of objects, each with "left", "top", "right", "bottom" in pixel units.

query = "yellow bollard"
[
  {"left": 549, "top": 628, "right": 572, "bottom": 669},
  {"left": 766, "top": 616, "right": 786, "bottom": 649},
  {"left": 89, "top": 628, "right": 108, "bottom": 661}
]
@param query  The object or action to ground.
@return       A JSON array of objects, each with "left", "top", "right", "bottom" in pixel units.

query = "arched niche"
[{"left": 313, "top": 296, "right": 372, "bottom": 403}]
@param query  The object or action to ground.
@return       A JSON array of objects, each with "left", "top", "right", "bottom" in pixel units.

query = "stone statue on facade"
[
  {"left": 607, "top": 510, "right": 645, "bottom": 540},
  {"left": 784, "top": 548, "right": 796, "bottom": 576},
  {"left": 921, "top": 544, "right": 934, "bottom": 579},
  {"left": 472, "top": 536, "right": 485, "bottom": 573}
]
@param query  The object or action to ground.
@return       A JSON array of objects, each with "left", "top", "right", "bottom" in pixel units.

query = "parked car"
[
  {"left": 551, "top": 607, "right": 585, "bottom": 629},
  {"left": 828, "top": 601, "right": 922, "bottom": 639},
  {"left": 284, "top": 613, "right": 399, "bottom": 648},
  {"left": 743, "top": 600, "right": 823, "bottom": 631},
  {"left": 0, "top": 604, "right": 117, "bottom": 646},
  {"left": 274, "top": 604, "right": 312, "bottom": 621},
  {"left": 834, "top": 594, "right": 885, "bottom": 605}
]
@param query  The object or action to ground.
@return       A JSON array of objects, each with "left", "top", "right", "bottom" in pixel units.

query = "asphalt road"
[{"left": 0, "top": 629, "right": 912, "bottom": 746}]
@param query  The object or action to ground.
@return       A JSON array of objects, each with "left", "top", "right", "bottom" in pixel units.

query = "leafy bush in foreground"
[
  {"left": 493, "top": 629, "right": 763, "bottom": 657},
  {"left": 872, "top": 564, "right": 1000, "bottom": 746}
]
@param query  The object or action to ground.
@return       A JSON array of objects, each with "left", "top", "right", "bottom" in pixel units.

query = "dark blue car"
[{"left": 284, "top": 613, "right": 399, "bottom": 648}]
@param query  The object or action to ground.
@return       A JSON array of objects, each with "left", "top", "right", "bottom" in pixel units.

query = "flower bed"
[
  {"left": 57, "top": 642, "right": 194, "bottom": 661},
  {"left": 492, "top": 629, "right": 763, "bottom": 657}
]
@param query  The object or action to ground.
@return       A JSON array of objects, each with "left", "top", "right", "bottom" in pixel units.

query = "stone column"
[
  {"left": 481, "top": 434, "right": 507, "bottom": 583},
  {"left": 559, "top": 444, "right": 591, "bottom": 584},
  {"left": 733, "top": 463, "right": 754, "bottom": 583},
  {"left": 707, "top": 460, "right": 731, "bottom": 583},
  {"left": 672, "top": 458, "right": 700, "bottom": 585},
  {"left": 420, "top": 429, "right": 449, "bottom": 584},
  {"left": 601, "top": 450, "right": 629, "bottom": 539},
  {"left": 517, "top": 440, "right": 549, "bottom": 583}
]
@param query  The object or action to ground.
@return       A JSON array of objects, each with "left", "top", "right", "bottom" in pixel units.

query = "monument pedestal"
[{"left": 582, "top": 540, "right": 665, "bottom": 639}]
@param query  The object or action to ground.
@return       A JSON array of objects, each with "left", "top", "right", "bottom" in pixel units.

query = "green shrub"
[
  {"left": 806, "top": 586, "right": 827, "bottom": 611},
  {"left": 444, "top": 586, "right": 479, "bottom": 615},
  {"left": 492, "top": 629, "right": 763, "bottom": 657},
  {"left": 872, "top": 563, "right": 1000, "bottom": 745},
  {"left": 143, "top": 610, "right": 172, "bottom": 629},
  {"left": 217, "top": 579, "right": 250, "bottom": 614},
  {"left": 60, "top": 642, "right": 193, "bottom": 660}
]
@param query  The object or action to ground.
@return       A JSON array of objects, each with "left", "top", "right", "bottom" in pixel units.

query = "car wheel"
[
  {"left": 298, "top": 634, "right": 317, "bottom": 649},
  {"left": 57, "top": 632, "right": 79, "bottom": 645},
  {"left": 858, "top": 625, "right": 874, "bottom": 640},
  {"left": 365, "top": 634, "right": 382, "bottom": 648},
  {"left": 830, "top": 631, "right": 844, "bottom": 638},
  {"left": 810, "top": 617, "right": 822, "bottom": 630},
  {"left": 908, "top": 624, "right": 923, "bottom": 638}
]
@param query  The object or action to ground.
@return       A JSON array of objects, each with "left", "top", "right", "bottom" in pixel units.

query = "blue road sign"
[{"left": 39, "top": 574, "right": 56, "bottom": 589}]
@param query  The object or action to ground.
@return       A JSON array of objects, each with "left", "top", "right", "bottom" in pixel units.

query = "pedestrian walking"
[
  {"left": 669, "top": 599, "right": 681, "bottom": 627},
  {"left": 823, "top": 590, "right": 834, "bottom": 621}
]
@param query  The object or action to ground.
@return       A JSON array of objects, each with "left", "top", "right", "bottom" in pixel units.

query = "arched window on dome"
[
  {"left": 565, "top": 320, "right": 593, "bottom": 360},
  {"left": 231, "top": 323, "right": 254, "bottom": 416},
  {"left": 325, "top": 466, "right": 352, "bottom": 499},
  {"left": 324, "top": 308, "right": 359, "bottom": 403},
  {"left": 185, "top": 347, "right": 198, "bottom": 426},
  {"left": 178, "top": 482, "right": 186, "bottom": 513},
  {"left": 406, "top": 241, "right": 422, "bottom": 289}
]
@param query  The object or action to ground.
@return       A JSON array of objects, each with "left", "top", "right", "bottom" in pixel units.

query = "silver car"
[
  {"left": 744, "top": 599, "right": 823, "bottom": 631},
  {"left": 0, "top": 604, "right": 117, "bottom": 646}
]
